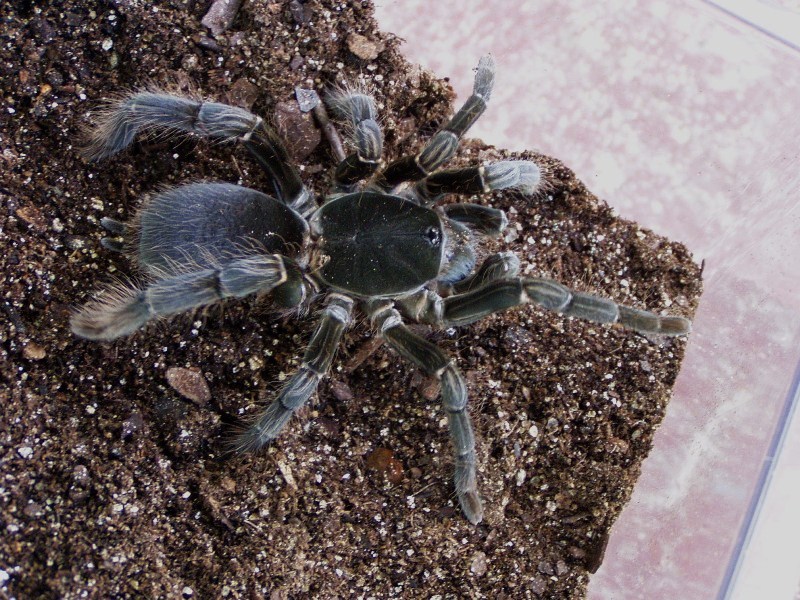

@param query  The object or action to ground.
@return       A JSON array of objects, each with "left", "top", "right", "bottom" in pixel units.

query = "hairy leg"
[
  {"left": 407, "top": 159, "right": 541, "bottom": 206},
  {"left": 411, "top": 274, "right": 691, "bottom": 335},
  {"left": 326, "top": 88, "right": 383, "bottom": 190},
  {"left": 368, "top": 302, "right": 484, "bottom": 524},
  {"left": 71, "top": 254, "right": 305, "bottom": 340},
  {"left": 85, "top": 92, "right": 313, "bottom": 213},
  {"left": 371, "top": 55, "right": 496, "bottom": 191},
  {"left": 235, "top": 294, "right": 354, "bottom": 452}
]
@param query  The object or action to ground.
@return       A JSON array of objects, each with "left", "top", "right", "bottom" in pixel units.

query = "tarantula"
[{"left": 71, "top": 57, "right": 690, "bottom": 524}]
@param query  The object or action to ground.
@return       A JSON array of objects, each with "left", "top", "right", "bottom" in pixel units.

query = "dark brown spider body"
[
  {"left": 136, "top": 183, "right": 309, "bottom": 274},
  {"left": 311, "top": 192, "right": 444, "bottom": 298}
]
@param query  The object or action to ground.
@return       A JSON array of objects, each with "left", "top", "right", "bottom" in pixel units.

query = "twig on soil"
[{"left": 202, "top": 0, "right": 243, "bottom": 36}]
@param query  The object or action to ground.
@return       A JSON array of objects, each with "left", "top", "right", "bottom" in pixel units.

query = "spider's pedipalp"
[
  {"left": 410, "top": 159, "right": 541, "bottom": 205},
  {"left": 483, "top": 160, "right": 541, "bottom": 195},
  {"left": 451, "top": 252, "right": 520, "bottom": 295},
  {"left": 443, "top": 203, "right": 507, "bottom": 237},
  {"left": 415, "top": 252, "right": 521, "bottom": 303}
]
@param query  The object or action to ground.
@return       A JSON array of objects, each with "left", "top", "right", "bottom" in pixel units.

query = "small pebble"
[
  {"left": 277, "top": 460, "right": 298, "bottom": 490},
  {"left": 24, "top": 502, "right": 43, "bottom": 517},
  {"left": 516, "top": 469, "right": 527, "bottom": 486},
  {"left": 470, "top": 551, "right": 488, "bottom": 576},
  {"left": 556, "top": 560, "right": 569, "bottom": 576},
  {"left": 166, "top": 367, "right": 211, "bottom": 405},
  {"left": 274, "top": 100, "right": 321, "bottom": 161},
  {"left": 329, "top": 379, "right": 353, "bottom": 401},
  {"left": 121, "top": 412, "right": 144, "bottom": 440},
  {"left": 15, "top": 205, "right": 46, "bottom": 229},
  {"left": 228, "top": 78, "right": 259, "bottom": 110},
  {"left": 289, "top": 0, "right": 313, "bottom": 25},
  {"left": 294, "top": 87, "right": 320, "bottom": 113},
  {"left": 72, "top": 465, "right": 90, "bottom": 485},
  {"left": 365, "top": 447, "right": 404, "bottom": 484},
  {"left": 346, "top": 33, "right": 384, "bottom": 61},
  {"left": 23, "top": 342, "right": 46, "bottom": 360},
  {"left": 201, "top": 0, "right": 242, "bottom": 35},
  {"left": 530, "top": 576, "right": 547, "bottom": 595}
]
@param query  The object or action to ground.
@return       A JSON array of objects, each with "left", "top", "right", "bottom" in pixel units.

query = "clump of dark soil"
[{"left": 0, "top": 1, "right": 701, "bottom": 598}]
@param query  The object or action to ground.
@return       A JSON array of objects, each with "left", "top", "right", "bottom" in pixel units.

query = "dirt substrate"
[{"left": 0, "top": 1, "right": 702, "bottom": 598}]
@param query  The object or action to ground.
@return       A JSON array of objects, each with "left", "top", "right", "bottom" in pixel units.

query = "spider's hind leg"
[
  {"left": 70, "top": 254, "right": 305, "bottom": 340},
  {"left": 235, "top": 293, "right": 354, "bottom": 452},
  {"left": 85, "top": 92, "right": 314, "bottom": 215}
]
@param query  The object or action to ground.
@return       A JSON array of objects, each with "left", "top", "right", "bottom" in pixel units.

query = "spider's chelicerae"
[{"left": 72, "top": 56, "right": 691, "bottom": 524}]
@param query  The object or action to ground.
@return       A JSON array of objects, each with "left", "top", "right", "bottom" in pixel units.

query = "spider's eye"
[{"left": 425, "top": 226, "right": 441, "bottom": 247}]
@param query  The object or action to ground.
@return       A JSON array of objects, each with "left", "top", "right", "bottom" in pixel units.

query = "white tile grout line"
[{"left": 704, "top": 0, "right": 800, "bottom": 52}]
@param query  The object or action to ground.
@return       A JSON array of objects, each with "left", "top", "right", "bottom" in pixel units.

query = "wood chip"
[{"left": 346, "top": 33, "right": 384, "bottom": 61}]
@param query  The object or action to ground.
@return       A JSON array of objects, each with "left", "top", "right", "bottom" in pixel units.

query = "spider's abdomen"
[
  {"left": 312, "top": 192, "right": 444, "bottom": 297},
  {"left": 137, "top": 183, "right": 308, "bottom": 273}
]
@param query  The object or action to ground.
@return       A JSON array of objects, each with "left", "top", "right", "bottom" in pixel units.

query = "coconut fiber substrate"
[{"left": 0, "top": 1, "right": 701, "bottom": 598}]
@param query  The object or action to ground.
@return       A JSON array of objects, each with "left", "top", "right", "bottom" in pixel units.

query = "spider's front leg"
[
  {"left": 367, "top": 302, "right": 484, "bottom": 524},
  {"left": 235, "top": 294, "right": 354, "bottom": 452},
  {"left": 372, "top": 55, "right": 496, "bottom": 191},
  {"left": 413, "top": 270, "right": 691, "bottom": 335}
]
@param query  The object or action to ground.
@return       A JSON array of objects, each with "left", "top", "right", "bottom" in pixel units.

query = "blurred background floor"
[{"left": 374, "top": 1, "right": 800, "bottom": 598}]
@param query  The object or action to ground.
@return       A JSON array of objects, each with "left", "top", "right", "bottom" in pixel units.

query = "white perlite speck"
[{"left": 516, "top": 469, "right": 527, "bottom": 486}]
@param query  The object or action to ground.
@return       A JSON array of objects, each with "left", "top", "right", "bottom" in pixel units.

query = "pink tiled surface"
[{"left": 376, "top": 1, "right": 800, "bottom": 598}]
